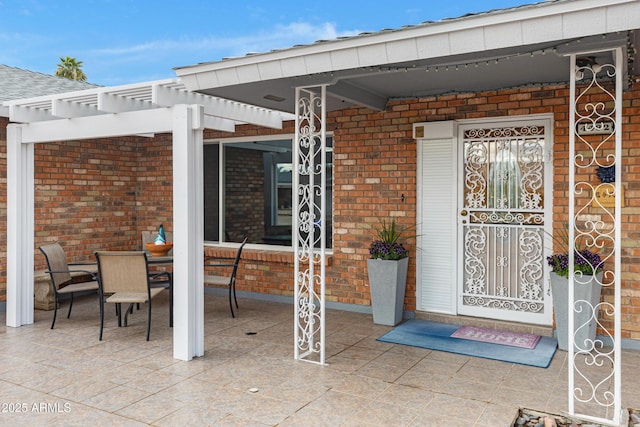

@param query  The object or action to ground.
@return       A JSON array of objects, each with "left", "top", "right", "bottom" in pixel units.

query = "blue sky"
[{"left": 0, "top": 0, "right": 536, "bottom": 86}]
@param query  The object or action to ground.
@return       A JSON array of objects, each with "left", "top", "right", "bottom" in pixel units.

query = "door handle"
[{"left": 460, "top": 210, "right": 468, "bottom": 216}]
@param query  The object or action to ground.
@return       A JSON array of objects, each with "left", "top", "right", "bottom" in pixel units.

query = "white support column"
[
  {"left": 172, "top": 104, "right": 205, "bottom": 360},
  {"left": 567, "top": 48, "right": 622, "bottom": 426},
  {"left": 293, "top": 86, "right": 326, "bottom": 365},
  {"left": 6, "top": 124, "right": 35, "bottom": 327}
]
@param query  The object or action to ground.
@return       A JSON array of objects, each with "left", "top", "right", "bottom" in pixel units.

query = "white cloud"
[
  {"left": 77, "top": 20, "right": 364, "bottom": 85},
  {"left": 88, "top": 20, "right": 361, "bottom": 61}
]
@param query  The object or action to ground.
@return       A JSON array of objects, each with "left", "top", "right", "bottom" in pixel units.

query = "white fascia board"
[
  {"left": 175, "top": 0, "right": 637, "bottom": 89},
  {"left": 484, "top": 21, "right": 524, "bottom": 50},
  {"left": 386, "top": 38, "right": 419, "bottom": 64},
  {"left": 357, "top": 43, "right": 390, "bottom": 67},
  {"left": 0, "top": 105, "right": 9, "bottom": 117},
  {"left": 303, "top": 52, "right": 334, "bottom": 74},
  {"left": 415, "top": 32, "right": 452, "bottom": 59},
  {"left": 448, "top": 27, "right": 486, "bottom": 55},
  {"left": 521, "top": 15, "right": 564, "bottom": 45},
  {"left": 256, "top": 60, "right": 284, "bottom": 80},
  {"left": 607, "top": 2, "right": 640, "bottom": 31},
  {"left": 214, "top": 67, "right": 241, "bottom": 87},
  {"left": 235, "top": 63, "right": 262, "bottom": 84},
  {"left": 330, "top": 47, "right": 363, "bottom": 69},
  {"left": 19, "top": 107, "right": 174, "bottom": 143},
  {"left": 276, "top": 56, "right": 307, "bottom": 76},
  {"left": 561, "top": 7, "right": 609, "bottom": 39}
]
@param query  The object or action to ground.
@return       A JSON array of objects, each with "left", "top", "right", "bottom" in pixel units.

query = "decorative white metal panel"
[
  {"left": 458, "top": 122, "right": 551, "bottom": 324},
  {"left": 567, "top": 49, "right": 622, "bottom": 425},
  {"left": 418, "top": 137, "right": 457, "bottom": 313},
  {"left": 293, "top": 86, "right": 326, "bottom": 365}
]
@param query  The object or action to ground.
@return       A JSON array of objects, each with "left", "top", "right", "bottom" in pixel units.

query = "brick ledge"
[{"left": 204, "top": 246, "right": 332, "bottom": 265}]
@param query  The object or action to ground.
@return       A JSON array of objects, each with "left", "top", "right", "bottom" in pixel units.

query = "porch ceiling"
[
  {"left": 2, "top": 78, "right": 294, "bottom": 132},
  {"left": 175, "top": 0, "right": 639, "bottom": 113}
]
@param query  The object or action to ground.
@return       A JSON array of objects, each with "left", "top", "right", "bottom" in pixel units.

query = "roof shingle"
[{"left": 0, "top": 64, "right": 98, "bottom": 102}]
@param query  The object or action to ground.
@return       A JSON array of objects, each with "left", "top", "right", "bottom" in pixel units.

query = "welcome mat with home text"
[
  {"left": 450, "top": 325, "right": 541, "bottom": 349},
  {"left": 377, "top": 320, "right": 557, "bottom": 368}
]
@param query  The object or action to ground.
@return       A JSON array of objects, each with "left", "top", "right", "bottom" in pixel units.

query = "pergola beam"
[
  {"left": 52, "top": 99, "right": 100, "bottom": 119},
  {"left": 9, "top": 105, "right": 55, "bottom": 123},
  {"left": 152, "top": 82, "right": 284, "bottom": 129},
  {"left": 4, "top": 78, "right": 285, "bottom": 131},
  {"left": 19, "top": 108, "right": 175, "bottom": 143},
  {"left": 98, "top": 91, "right": 154, "bottom": 113}
]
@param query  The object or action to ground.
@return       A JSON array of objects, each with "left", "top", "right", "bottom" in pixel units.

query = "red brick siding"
[
  {"left": 135, "top": 133, "right": 174, "bottom": 235},
  {"left": 34, "top": 136, "right": 140, "bottom": 262},
  {"left": 224, "top": 146, "right": 265, "bottom": 242}
]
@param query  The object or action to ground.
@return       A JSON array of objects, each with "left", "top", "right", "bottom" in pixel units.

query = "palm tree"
[{"left": 55, "top": 56, "right": 87, "bottom": 81}]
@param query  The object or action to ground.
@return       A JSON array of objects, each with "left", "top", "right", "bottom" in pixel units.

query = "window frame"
[{"left": 204, "top": 133, "right": 333, "bottom": 251}]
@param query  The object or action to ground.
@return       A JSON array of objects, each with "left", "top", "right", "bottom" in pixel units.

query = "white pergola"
[{"left": 3, "top": 78, "right": 292, "bottom": 360}]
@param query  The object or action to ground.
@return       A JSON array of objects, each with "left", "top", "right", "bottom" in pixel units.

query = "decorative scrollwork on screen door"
[{"left": 461, "top": 125, "right": 546, "bottom": 317}]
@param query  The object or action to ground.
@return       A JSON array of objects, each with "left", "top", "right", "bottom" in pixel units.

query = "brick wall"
[
  {"left": 224, "top": 146, "right": 265, "bottom": 242},
  {"left": 2, "top": 82, "right": 640, "bottom": 340},
  {"left": 34, "top": 136, "right": 140, "bottom": 263},
  {"left": 204, "top": 246, "right": 297, "bottom": 297},
  {"left": 135, "top": 133, "right": 174, "bottom": 236}
]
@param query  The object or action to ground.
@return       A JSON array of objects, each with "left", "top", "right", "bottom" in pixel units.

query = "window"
[{"left": 203, "top": 136, "right": 333, "bottom": 248}]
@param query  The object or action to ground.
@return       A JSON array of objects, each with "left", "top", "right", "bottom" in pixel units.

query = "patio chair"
[
  {"left": 95, "top": 251, "right": 170, "bottom": 341},
  {"left": 204, "top": 237, "right": 247, "bottom": 318},
  {"left": 141, "top": 232, "right": 174, "bottom": 326},
  {"left": 39, "top": 242, "right": 99, "bottom": 329},
  {"left": 149, "top": 270, "right": 173, "bottom": 327}
]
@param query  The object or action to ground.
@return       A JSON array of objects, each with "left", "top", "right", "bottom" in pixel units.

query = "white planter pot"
[
  {"left": 367, "top": 257, "right": 409, "bottom": 326},
  {"left": 550, "top": 271, "right": 603, "bottom": 351}
]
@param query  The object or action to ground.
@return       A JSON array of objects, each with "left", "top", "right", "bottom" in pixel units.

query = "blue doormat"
[{"left": 377, "top": 320, "right": 557, "bottom": 368}]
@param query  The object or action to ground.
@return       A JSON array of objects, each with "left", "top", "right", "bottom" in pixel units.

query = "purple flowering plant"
[
  {"left": 546, "top": 249, "right": 602, "bottom": 278},
  {"left": 546, "top": 223, "right": 603, "bottom": 278},
  {"left": 369, "top": 219, "right": 410, "bottom": 260}
]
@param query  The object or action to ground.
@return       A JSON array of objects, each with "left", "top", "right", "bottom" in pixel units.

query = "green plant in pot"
[
  {"left": 369, "top": 219, "right": 409, "bottom": 260},
  {"left": 547, "top": 225, "right": 604, "bottom": 352},
  {"left": 367, "top": 219, "right": 410, "bottom": 326}
]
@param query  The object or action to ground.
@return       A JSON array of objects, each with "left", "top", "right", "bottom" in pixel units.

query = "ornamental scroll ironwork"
[
  {"left": 461, "top": 125, "right": 546, "bottom": 316},
  {"left": 293, "top": 86, "right": 326, "bottom": 365},
  {"left": 462, "top": 225, "right": 545, "bottom": 313},
  {"left": 567, "top": 50, "right": 622, "bottom": 425}
]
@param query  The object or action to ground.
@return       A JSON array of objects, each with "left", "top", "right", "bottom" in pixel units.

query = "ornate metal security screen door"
[{"left": 458, "top": 119, "right": 552, "bottom": 325}]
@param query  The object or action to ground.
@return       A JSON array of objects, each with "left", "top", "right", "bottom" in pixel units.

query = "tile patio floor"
[{"left": 1, "top": 292, "right": 639, "bottom": 426}]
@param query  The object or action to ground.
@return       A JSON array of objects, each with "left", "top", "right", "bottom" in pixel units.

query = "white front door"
[{"left": 457, "top": 118, "right": 552, "bottom": 325}]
